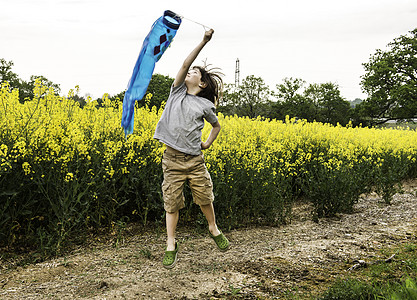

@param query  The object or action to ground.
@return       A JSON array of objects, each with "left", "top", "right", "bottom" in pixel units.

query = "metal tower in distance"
[{"left": 235, "top": 58, "right": 240, "bottom": 87}]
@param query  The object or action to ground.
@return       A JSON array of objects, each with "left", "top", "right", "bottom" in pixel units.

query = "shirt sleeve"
[
  {"left": 170, "top": 82, "right": 187, "bottom": 96},
  {"left": 165, "top": 82, "right": 187, "bottom": 105},
  {"left": 204, "top": 106, "right": 218, "bottom": 124}
]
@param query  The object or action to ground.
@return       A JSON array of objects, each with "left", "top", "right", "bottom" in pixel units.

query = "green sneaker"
[
  {"left": 162, "top": 242, "right": 178, "bottom": 269},
  {"left": 209, "top": 230, "right": 230, "bottom": 251}
]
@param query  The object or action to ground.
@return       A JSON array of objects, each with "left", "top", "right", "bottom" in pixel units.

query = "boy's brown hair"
[{"left": 193, "top": 65, "right": 223, "bottom": 107}]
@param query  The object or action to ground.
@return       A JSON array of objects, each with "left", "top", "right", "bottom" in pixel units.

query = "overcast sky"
[{"left": 1, "top": 0, "right": 416, "bottom": 100}]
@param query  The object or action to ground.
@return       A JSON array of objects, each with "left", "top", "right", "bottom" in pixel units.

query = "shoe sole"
[{"left": 218, "top": 244, "right": 230, "bottom": 252}]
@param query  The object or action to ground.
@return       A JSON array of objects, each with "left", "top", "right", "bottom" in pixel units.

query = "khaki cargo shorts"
[{"left": 162, "top": 146, "right": 214, "bottom": 213}]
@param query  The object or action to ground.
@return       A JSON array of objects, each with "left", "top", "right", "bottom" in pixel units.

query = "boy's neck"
[{"left": 186, "top": 85, "right": 201, "bottom": 96}]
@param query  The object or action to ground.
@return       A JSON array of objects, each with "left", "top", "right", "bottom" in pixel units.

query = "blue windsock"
[{"left": 121, "top": 10, "right": 181, "bottom": 136}]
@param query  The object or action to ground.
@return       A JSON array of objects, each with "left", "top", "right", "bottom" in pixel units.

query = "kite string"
[{"left": 175, "top": 13, "right": 211, "bottom": 31}]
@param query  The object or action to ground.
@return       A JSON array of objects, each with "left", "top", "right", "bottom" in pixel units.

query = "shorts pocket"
[
  {"left": 162, "top": 157, "right": 169, "bottom": 172},
  {"left": 204, "top": 173, "right": 213, "bottom": 188}
]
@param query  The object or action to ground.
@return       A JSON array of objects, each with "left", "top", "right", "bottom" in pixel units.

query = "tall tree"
[
  {"left": 276, "top": 77, "right": 305, "bottom": 102},
  {"left": 0, "top": 58, "right": 21, "bottom": 89},
  {"left": 144, "top": 73, "right": 174, "bottom": 109},
  {"left": 220, "top": 75, "right": 271, "bottom": 118},
  {"left": 304, "top": 82, "right": 351, "bottom": 126},
  {"left": 271, "top": 78, "right": 350, "bottom": 125},
  {"left": 359, "top": 28, "right": 417, "bottom": 125},
  {"left": 111, "top": 74, "right": 174, "bottom": 110},
  {"left": 271, "top": 77, "right": 317, "bottom": 121}
]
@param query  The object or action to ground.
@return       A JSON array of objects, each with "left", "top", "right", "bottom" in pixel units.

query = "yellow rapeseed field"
[{"left": 1, "top": 80, "right": 416, "bottom": 252}]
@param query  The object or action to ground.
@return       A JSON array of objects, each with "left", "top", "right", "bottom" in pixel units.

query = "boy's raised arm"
[{"left": 173, "top": 29, "right": 214, "bottom": 87}]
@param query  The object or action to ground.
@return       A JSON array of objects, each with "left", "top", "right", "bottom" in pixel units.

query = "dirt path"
[{"left": 1, "top": 181, "right": 416, "bottom": 300}]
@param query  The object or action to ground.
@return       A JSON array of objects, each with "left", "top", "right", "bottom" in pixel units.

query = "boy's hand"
[
  {"left": 203, "top": 29, "right": 214, "bottom": 43},
  {"left": 201, "top": 121, "right": 221, "bottom": 150}
]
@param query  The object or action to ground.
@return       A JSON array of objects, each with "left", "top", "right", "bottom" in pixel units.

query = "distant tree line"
[
  {"left": 219, "top": 76, "right": 353, "bottom": 126},
  {"left": 0, "top": 59, "right": 61, "bottom": 101},
  {"left": 1, "top": 28, "right": 416, "bottom": 127}
]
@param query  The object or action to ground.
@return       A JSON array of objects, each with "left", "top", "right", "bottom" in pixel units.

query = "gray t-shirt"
[{"left": 153, "top": 83, "right": 218, "bottom": 155}]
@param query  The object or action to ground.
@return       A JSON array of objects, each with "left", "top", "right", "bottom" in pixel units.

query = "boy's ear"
[{"left": 199, "top": 81, "right": 207, "bottom": 89}]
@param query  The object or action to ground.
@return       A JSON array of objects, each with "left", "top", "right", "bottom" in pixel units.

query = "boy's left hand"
[{"left": 204, "top": 29, "right": 214, "bottom": 43}]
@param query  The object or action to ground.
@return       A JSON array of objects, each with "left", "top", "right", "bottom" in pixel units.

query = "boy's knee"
[{"left": 199, "top": 203, "right": 211, "bottom": 209}]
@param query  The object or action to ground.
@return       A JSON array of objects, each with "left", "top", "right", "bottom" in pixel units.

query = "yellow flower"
[
  {"left": 22, "top": 162, "right": 32, "bottom": 175},
  {"left": 65, "top": 172, "right": 74, "bottom": 182}
]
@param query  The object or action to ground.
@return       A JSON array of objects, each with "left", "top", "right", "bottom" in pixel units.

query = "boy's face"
[{"left": 185, "top": 68, "right": 203, "bottom": 87}]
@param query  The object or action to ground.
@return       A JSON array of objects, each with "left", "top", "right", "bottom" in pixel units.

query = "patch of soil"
[{"left": 1, "top": 180, "right": 416, "bottom": 299}]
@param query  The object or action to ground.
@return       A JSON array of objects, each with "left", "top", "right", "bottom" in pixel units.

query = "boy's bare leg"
[
  {"left": 166, "top": 211, "right": 179, "bottom": 251},
  {"left": 200, "top": 203, "right": 221, "bottom": 236}
]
